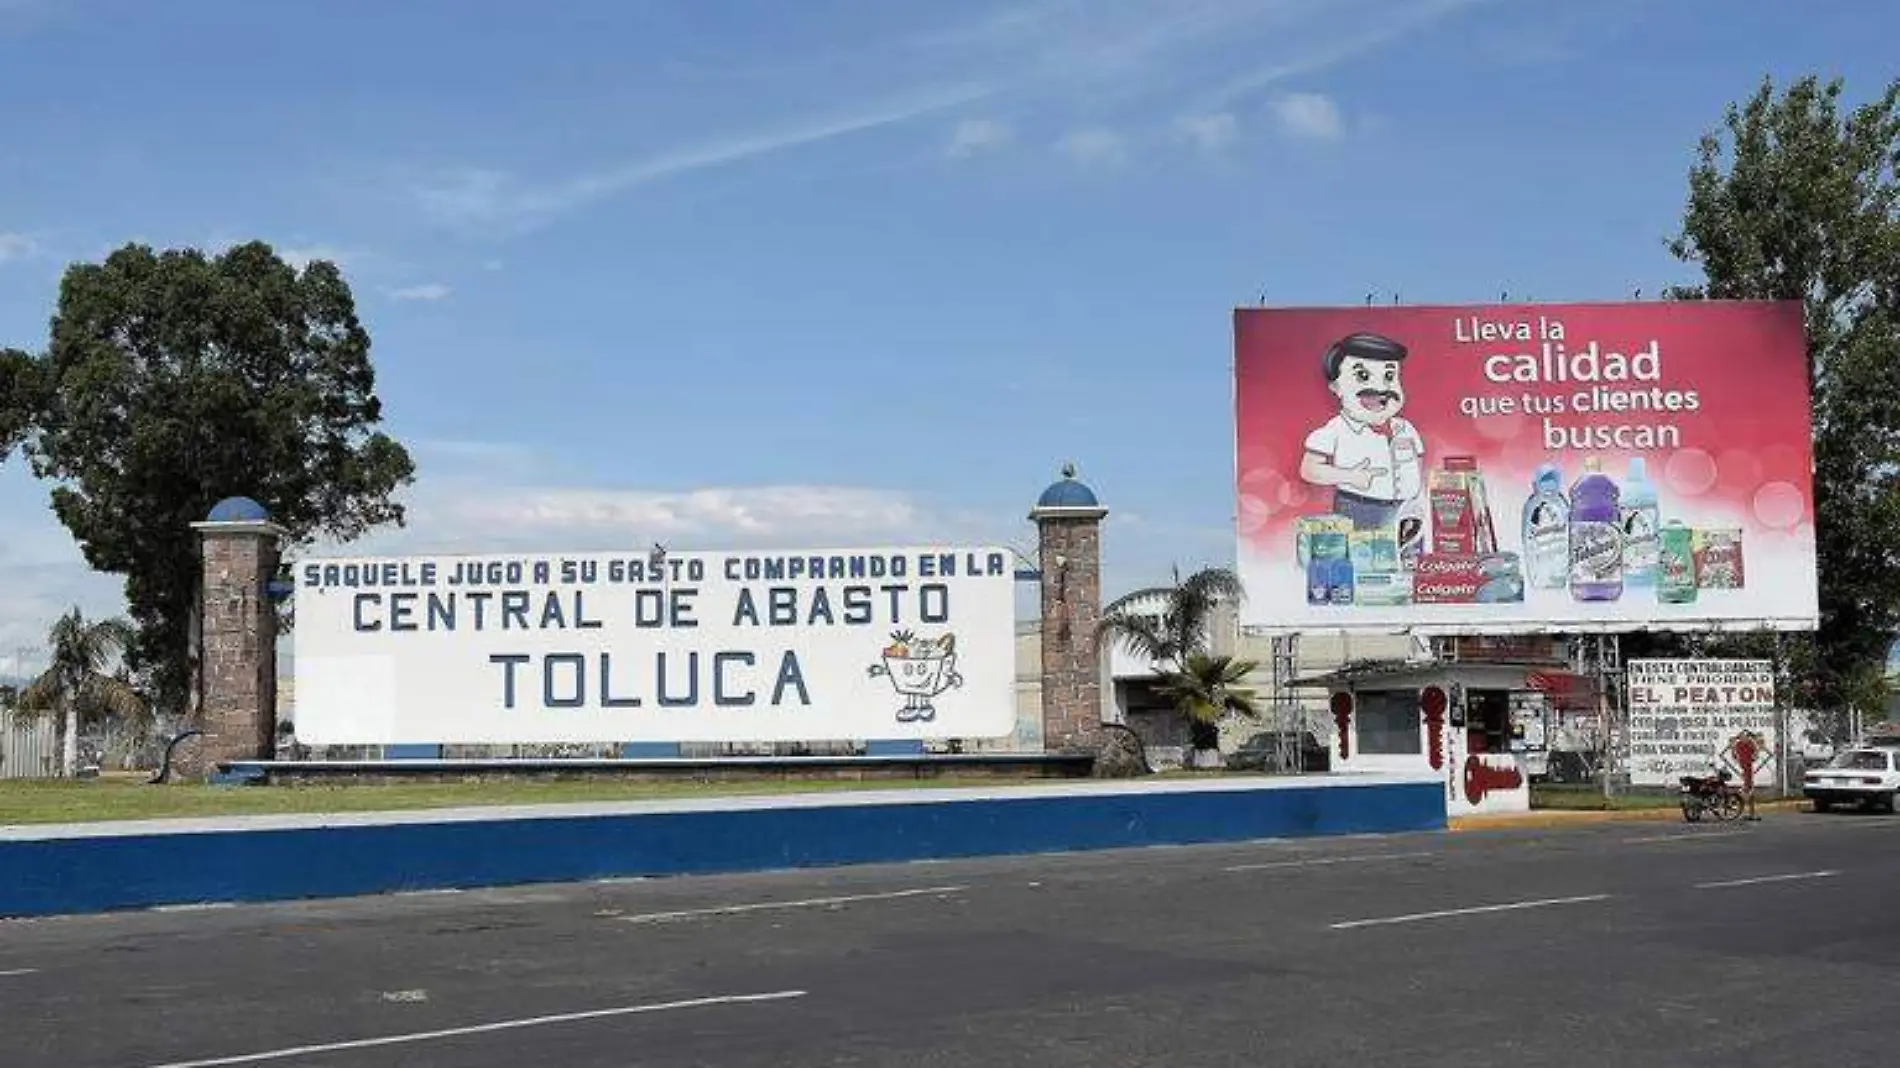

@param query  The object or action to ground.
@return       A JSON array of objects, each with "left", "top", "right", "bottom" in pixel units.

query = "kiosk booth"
[{"left": 1294, "top": 657, "right": 1592, "bottom": 817}]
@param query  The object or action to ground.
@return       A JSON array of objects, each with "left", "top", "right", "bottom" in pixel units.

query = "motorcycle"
[{"left": 1679, "top": 769, "right": 1745, "bottom": 823}]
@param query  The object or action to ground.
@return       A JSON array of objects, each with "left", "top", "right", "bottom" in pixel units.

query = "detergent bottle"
[
  {"left": 1568, "top": 456, "right": 1623, "bottom": 602},
  {"left": 1520, "top": 463, "right": 1569, "bottom": 590},
  {"left": 1621, "top": 457, "right": 1660, "bottom": 587}
]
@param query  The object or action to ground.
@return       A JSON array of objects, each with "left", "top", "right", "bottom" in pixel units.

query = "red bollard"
[{"left": 1331, "top": 692, "right": 1354, "bottom": 760}]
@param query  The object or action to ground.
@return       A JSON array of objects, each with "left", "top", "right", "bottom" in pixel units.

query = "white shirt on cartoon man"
[{"left": 1302, "top": 414, "right": 1424, "bottom": 502}]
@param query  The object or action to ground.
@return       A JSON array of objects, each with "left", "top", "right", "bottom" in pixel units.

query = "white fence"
[{"left": 0, "top": 708, "right": 57, "bottom": 779}]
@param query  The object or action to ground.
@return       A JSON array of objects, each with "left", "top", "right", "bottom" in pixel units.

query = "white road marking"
[
  {"left": 1695, "top": 870, "right": 1839, "bottom": 890},
  {"left": 1621, "top": 830, "right": 1752, "bottom": 844},
  {"left": 0, "top": 968, "right": 37, "bottom": 977},
  {"left": 1224, "top": 851, "right": 1435, "bottom": 873},
  {"left": 137, "top": 989, "right": 808, "bottom": 1068},
  {"left": 1330, "top": 894, "right": 1612, "bottom": 931},
  {"left": 1806, "top": 817, "right": 1900, "bottom": 829},
  {"left": 619, "top": 885, "right": 967, "bottom": 925},
  {"left": 380, "top": 989, "right": 429, "bottom": 1003}
]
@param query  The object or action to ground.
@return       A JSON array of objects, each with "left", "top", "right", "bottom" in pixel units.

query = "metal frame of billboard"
[{"left": 1239, "top": 618, "right": 1812, "bottom": 639}]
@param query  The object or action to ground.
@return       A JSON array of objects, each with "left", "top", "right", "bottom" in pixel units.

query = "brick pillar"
[
  {"left": 175, "top": 512, "right": 286, "bottom": 781},
  {"left": 1032, "top": 466, "right": 1108, "bottom": 753}
]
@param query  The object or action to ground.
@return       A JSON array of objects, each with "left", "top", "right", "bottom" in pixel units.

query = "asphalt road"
[{"left": 2, "top": 810, "right": 1896, "bottom": 1068}]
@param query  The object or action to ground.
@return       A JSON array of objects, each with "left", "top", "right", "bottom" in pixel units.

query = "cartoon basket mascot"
[{"left": 1298, "top": 332, "right": 1425, "bottom": 531}]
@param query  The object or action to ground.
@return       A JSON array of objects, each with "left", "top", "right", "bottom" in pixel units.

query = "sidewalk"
[{"left": 1450, "top": 798, "right": 1809, "bottom": 831}]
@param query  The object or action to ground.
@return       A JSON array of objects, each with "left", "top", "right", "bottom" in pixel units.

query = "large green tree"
[
  {"left": 7, "top": 241, "right": 415, "bottom": 714},
  {"left": 1662, "top": 75, "right": 1900, "bottom": 724},
  {"left": 0, "top": 346, "right": 37, "bottom": 455}
]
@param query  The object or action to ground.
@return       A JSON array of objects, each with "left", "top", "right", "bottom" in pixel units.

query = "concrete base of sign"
[
  {"left": 0, "top": 774, "right": 1445, "bottom": 918},
  {"left": 220, "top": 753, "right": 1096, "bottom": 785}
]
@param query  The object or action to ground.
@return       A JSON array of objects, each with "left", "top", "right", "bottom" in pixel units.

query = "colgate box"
[
  {"left": 1428, "top": 456, "right": 1499, "bottom": 556},
  {"left": 1414, "top": 552, "right": 1524, "bottom": 604}
]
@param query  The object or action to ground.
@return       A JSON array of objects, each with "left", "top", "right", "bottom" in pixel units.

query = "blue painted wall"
[
  {"left": 0, "top": 781, "right": 1443, "bottom": 918},
  {"left": 618, "top": 743, "right": 683, "bottom": 758}
]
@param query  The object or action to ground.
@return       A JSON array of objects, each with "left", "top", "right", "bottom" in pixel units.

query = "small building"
[{"left": 1290, "top": 638, "right": 1589, "bottom": 816}]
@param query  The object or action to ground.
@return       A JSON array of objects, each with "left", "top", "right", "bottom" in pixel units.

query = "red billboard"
[{"left": 1233, "top": 300, "right": 1817, "bottom": 634}]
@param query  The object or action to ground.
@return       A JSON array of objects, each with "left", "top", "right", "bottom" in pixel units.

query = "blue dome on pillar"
[
  {"left": 206, "top": 496, "right": 270, "bottom": 523},
  {"left": 1035, "top": 463, "right": 1100, "bottom": 510}
]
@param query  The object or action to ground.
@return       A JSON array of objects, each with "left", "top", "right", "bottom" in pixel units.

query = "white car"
[{"left": 1803, "top": 747, "right": 1900, "bottom": 813}]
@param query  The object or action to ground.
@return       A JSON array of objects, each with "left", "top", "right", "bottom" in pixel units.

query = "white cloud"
[
  {"left": 386, "top": 282, "right": 453, "bottom": 302},
  {"left": 1055, "top": 127, "right": 1129, "bottom": 169},
  {"left": 409, "top": 438, "right": 543, "bottom": 471},
  {"left": 480, "top": 259, "right": 505, "bottom": 272},
  {"left": 0, "top": 563, "right": 125, "bottom": 679},
  {"left": 1203, "top": 0, "right": 1500, "bottom": 108},
  {"left": 1175, "top": 112, "right": 1238, "bottom": 152},
  {"left": 204, "top": 236, "right": 358, "bottom": 272},
  {"left": 1269, "top": 91, "right": 1344, "bottom": 139},
  {"left": 0, "top": 232, "right": 37, "bottom": 264},
  {"left": 925, "top": 0, "right": 1493, "bottom": 122},
  {"left": 278, "top": 246, "right": 345, "bottom": 270},
  {"left": 924, "top": 0, "right": 1301, "bottom": 103},
  {"left": 410, "top": 81, "right": 994, "bottom": 233},
  {"left": 393, "top": 483, "right": 938, "bottom": 551},
  {"left": 947, "top": 117, "right": 1014, "bottom": 158},
  {"left": 0, "top": 469, "right": 127, "bottom": 671},
  {"left": 391, "top": 2, "right": 1494, "bottom": 233},
  {"left": 296, "top": 439, "right": 1008, "bottom": 557}
]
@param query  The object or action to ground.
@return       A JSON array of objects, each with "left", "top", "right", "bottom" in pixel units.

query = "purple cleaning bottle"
[{"left": 1568, "top": 456, "right": 1623, "bottom": 602}]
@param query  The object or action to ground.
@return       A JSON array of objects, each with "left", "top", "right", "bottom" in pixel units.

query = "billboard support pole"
[
  {"left": 1575, "top": 633, "right": 1623, "bottom": 801},
  {"left": 1600, "top": 635, "right": 1613, "bottom": 802},
  {"left": 1774, "top": 631, "right": 1791, "bottom": 797}
]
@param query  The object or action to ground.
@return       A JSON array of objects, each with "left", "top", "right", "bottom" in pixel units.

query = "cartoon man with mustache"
[{"left": 1299, "top": 332, "right": 1424, "bottom": 531}]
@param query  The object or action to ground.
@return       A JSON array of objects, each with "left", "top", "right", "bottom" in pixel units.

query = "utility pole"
[{"left": 1774, "top": 632, "right": 1790, "bottom": 797}]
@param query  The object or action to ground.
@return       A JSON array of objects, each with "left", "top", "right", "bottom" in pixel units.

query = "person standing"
[{"left": 1729, "top": 730, "right": 1765, "bottom": 821}]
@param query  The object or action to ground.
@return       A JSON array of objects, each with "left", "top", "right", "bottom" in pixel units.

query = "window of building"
[{"left": 1356, "top": 690, "right": 1422, "bottom": 755}]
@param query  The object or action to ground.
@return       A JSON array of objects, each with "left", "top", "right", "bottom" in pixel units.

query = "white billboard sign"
[
  {"left": 292, "top": 546, "right": 1018, "bottom": 745},
  {"left": 1626, "top": 659, "right": 1777, "bottom": 787}
]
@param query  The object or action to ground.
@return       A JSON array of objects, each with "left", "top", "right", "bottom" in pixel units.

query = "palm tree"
[
  {"left": 15, "top": 608, "right": 146, "bottom": 777},
  {"left": 1097, "top": 567, "right": 1256, "bottom": 764},
  {"left": 1096, "top": 566, "right": 1245, "bottom": 671},
  {"left": 1154, "top": 652, "right": 1262, "bottom": 754}
]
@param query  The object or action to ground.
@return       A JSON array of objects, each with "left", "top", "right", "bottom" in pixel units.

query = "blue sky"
[{"left": 0, "top": 0, "right": 1894, "bottom": 667}]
